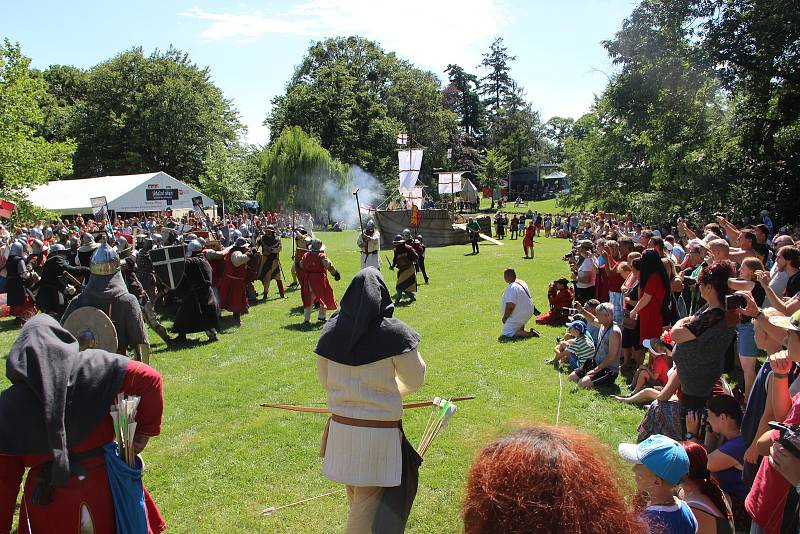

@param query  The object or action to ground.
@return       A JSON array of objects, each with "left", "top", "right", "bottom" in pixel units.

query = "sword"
[{"left": 385, "top": 254, "right": 394, "bottom": 270}]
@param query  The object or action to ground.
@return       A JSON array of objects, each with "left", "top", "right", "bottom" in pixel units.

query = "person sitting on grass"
[
  {"left": 535, "top": 278, "right": 574, "bottom": 326},
  {"left": 463, "top": 425, "right": 646, "bottom": 534},
  {"left": 618, "top": 434, "right": 697, "bottom": 534},
  {"left": 550, "top": 319, "right": 594, "bottom": 370},
  {"left": 569, "top": 303, "right": 622, "bottom": 389},
  {"left": 614, "top": 334, "right": 672, "bottom": 403},
  {"left": 500, "top": 268, "right": 539, "bottom": 339}
]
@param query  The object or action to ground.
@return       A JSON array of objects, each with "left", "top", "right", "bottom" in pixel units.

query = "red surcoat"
[
  {"left": 0, "top": 360, "right": 166, "bottom": 534},
  {"left": 300, "top": 252, "right": 337, "bottom": 310}
]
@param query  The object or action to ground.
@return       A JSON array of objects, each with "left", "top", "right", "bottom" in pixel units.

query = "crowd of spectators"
[{"left": 484, "top": 208, "right": 800, "bottom": 533}]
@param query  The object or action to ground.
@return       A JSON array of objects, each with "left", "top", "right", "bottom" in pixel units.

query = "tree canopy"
[
  {"left": 559, "top": 0, "right": 799, "bottom": 226},
  {"left": 0, "top": 39, "right": 74, "bottom": 221},
  {"left": 266, "top": 37, "right": 458, "bottom": 186}
]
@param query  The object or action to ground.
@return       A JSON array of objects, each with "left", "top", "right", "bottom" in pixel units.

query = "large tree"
[
  {"left": 0, "top": 40, "right": 74, "bottom": 200},
  {"left": 70, "top": 47, "right": 242, "bottom": 182},
  {"left": 253, "top": 126, "right": 349, "bottom": 213},
  {"left": 476, "top": 148, "right": 510, "bottom": 209},
  {"left": 477, "top": 38, "right": 516, "bottom": 115},
  {"left": 266, "top": 37, "right": 457, "bottom": 186}
]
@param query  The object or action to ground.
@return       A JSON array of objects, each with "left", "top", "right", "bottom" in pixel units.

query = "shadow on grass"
[
  {"left": 0, "top": 319, "right": 19, "bottom": 333},
  {"left": 282, "top": 321, "right": 322, "bottom": 332},
  {"left": 496, "top": 335, "right": 536, "bottom": 343},
  {"left": 394, "top": 300, "right": 416, "bottom": 307}
]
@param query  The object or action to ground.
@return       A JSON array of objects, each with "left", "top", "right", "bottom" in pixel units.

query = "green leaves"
[{"left": 0, "top": 39, "right": 75, "bottom": 200}]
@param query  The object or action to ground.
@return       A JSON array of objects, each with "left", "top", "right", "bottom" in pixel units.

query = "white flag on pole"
[
  {"left": 437, "top": 172, "right": 464, "bottom": 194},
  {"left": 398, "top": 148, "right": 424, "bottom": 190}
]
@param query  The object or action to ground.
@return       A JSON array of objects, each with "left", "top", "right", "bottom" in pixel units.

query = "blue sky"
[{"left": 2, "top": 0, "right": 637, "bottom": 145}]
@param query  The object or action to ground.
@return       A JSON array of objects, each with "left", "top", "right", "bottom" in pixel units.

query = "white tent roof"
[
  {"left": 543, "top": 171, "right": 567, "bottom": 180},
  {"left": 461, "top": 178, "right": 478, "bottom": 202},
  {"left": 27, "top": 172, "right": 215, "bottom": 215}
]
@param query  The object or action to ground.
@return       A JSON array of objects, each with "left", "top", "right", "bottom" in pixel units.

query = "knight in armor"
[
  {"left": 390, "top": 232, "right": 418, "bottom": 305},
  {"left": 357, "top": 219, "right": 381, "bottom": 270},
  {"left": 207, "top": 237, "right": 251, "bottom": 323},
  {"left": 300, "top": 238, "right": 341, "bottom": 324},
  {"left": 34, "top": 243, "right": 89, "bottom": 318},
  {"left": 6, "top": 240, "right": 38, "bottom": 323},
  {"left": 172, "top": 240, "right": 219, "bottom": 342},
  {"left": 116, "top": 236, "right": 173, "bottom": 346},
  {"left": 290, "top": 225, "right": 310, "bottom": 287},
  {"left": 256, "top": 224, "right": 285, "bottom": 299},
  {"left": 62, "top": 243, "right": 150, "bottom": 361},
  {"left": 413, "top": 234, "right": 429, "bottom": 285}
]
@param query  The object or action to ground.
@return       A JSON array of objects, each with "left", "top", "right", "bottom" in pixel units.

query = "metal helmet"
[
  {"left": 265, "top": 224, "right": 276, "bottom": 233},
  {"left": 50, "top": 243, "right": 66, "bottom": 254},
  {"left": 90, "top": 243, "right": 121, "bottom": 275},
  {"left": 80, "top": 233, "right": 95, "bottom": 247},
  {"left": 234, "top": 237, "right": 249, "bottom": 249},
  {"left": 197, "top": 237, "right": 207, "bottom": 246},
  {"left": 392, "top": 234, "right": 404, "bottom": 245},
  {"left": 43, "top": 227, "right": 53, "bottom": 240},
  {"left": 115, "top": 236, "right": 130, "bottom": 251},
  {"left": 366, "top": 219, "right": 375, "bottom": 229},
  {"left": 9, "top": 241, "right": 24, "bottom": 257},
  {"left": 187, "top": 239, "right": 203, "bottom": 255},
  {"left": 239, "top": 224, "right": 250, "bottom": 237},
  {"left": 296, "top": 225, "right": 306, "bottom": 234},
  {"left": 402, "top": 228, "right": 412, "bottom": 240},
  {"left": 309, "top": 238, "right": 324, "bottom": 253},
  {"left": 30, "top": 239, "right": 44, "bottom": 255},
  {"left": 151, "top": 233, "right": 164, "bottom": 247},
  {"left": 231, "top": 229, "right": 242, "bottom": 242},
  {"left": 185, "top": 233, "right": 198, "bottom": 242}
]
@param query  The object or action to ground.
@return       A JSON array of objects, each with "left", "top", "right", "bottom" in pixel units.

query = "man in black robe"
[
  {"left": 172, "top": 240, "right": 219, "bottom": 342},
  {"left": 34, "top": 244, "right": 89, "bottom": 318}
]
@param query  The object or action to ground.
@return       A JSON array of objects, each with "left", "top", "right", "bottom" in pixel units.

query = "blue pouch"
[{"left": 102, "top": 441, "right": 148, "bottom": 534}]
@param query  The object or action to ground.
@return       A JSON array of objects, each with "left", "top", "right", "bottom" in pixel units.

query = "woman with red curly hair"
[{"left": 462, "top": 425, "right": 646, "bottom": 534}]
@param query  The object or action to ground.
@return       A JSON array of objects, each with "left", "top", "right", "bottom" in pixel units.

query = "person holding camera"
[
  {"left": 572, "top": 240, "right": 597, "bottom": 304},
  {"left": 656, "top": 261, "right": 737, "bottom": 418},
  {"left": 536, "top": 278, "right": 574, "bottom": 326}
]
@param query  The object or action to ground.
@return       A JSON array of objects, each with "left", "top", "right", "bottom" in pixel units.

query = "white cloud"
[{"left": 181, "top": 0, "right": 512, "bottom": 69}]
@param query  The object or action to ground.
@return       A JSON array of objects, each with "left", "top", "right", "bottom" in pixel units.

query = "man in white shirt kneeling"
[{"left": 501, "top": 268, "right": 539, "bottom": 338}]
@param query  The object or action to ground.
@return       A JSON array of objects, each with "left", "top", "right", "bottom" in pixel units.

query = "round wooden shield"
[{"left": 62, "top": 306, "right": 118, "bottom": 352}]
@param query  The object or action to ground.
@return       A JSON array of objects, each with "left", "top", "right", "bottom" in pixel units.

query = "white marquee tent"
[{"left": 27, "top": 172, "right": 215, "bottom": 215}]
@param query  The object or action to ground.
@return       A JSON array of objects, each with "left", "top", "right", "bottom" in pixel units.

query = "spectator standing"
[
  {"left": 573, "top": 240, "right": 597, "bottom": 304},
  {"left": 630, "top": 249, "right": 670, "bottom": 345}
]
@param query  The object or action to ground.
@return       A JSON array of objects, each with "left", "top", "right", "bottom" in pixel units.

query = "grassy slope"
[
  {"left": 479, "top": 197, "right": 561, "bottom": 214},
  {"left": 0, "top": 231, "right": 643, "bottom": 534}
]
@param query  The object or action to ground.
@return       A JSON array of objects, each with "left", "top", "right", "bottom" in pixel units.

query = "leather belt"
[{"left": 330, "top": 414, "right": 401, "bottom": 428}]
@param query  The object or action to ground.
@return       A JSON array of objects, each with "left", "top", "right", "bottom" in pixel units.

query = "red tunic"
[
  {"left": 217, "top": 251, "right": 249, "bottom": 314},
  {"left": 0, "top": 360, "right": 166, "bottom": 534},
  {"left": 535, "top": 288, "right": 574, "bottom": 325},
  {"left": 522, "top": 226, "right": 534, "bottom": 249},
  {"left": 300, "top": 252, "right": 337, "bottom": 310},
  {"left": 205, "top": 250, "right": 224, "bottom": 289},
  {"left": 639, "top": 275, "right": 665, "bottom": 343}
]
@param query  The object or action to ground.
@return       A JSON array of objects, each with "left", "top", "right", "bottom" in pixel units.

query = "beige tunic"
[{"left": 317, "top": 349, "right": 425, "bottom": 487}]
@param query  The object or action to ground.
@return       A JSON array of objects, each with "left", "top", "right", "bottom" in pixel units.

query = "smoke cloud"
[{"left": 324, "top": 165, "right": 385, "bottom": 229}]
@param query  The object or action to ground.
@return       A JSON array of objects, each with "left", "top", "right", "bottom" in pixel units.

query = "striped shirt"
[{"left": 566, "top": 335, "right": 595, "bottom": 365}]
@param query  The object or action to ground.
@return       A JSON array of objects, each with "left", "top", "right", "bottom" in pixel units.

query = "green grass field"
[
  {"left": 479, "top": 197, "right": 561, "bottom": 214},
  {"left": 0, "top": 231, "right": 644, "bottom": 533}
]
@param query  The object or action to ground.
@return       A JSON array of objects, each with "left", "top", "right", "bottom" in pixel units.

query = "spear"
[{"left": 353, "top": 188, "right": 364, "bottom": 235}]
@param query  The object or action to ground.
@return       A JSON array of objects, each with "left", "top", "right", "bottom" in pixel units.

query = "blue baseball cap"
[
  {"left": 565, "top": 320, "right": 586, "bottom": 335},
  {"left": 618, "top": 435, "right": 689, "bottom": 485}
]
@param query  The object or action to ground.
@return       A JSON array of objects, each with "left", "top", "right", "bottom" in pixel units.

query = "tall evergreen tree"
[{"left": 477, "top": 38, "right": 516, "bottom": 114}]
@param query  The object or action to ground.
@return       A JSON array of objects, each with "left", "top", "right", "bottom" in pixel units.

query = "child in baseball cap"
[{"left": 619, "top": 435, "right": 697, "bottom": 533}]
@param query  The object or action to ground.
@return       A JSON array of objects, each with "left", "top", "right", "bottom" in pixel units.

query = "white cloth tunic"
[
  {"left": 357, "top": 232, "right": 381, "bottom": 270},
  {"left": 317, "top": 349, "right": 425, "bottom": 487},
  {"left": 501, "top": 279, "right": 534, "bottom": 337}
]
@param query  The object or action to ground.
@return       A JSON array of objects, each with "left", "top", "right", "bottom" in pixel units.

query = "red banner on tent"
[{"left": 0, "top": 199, "right": 16, "bottom": 219}]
